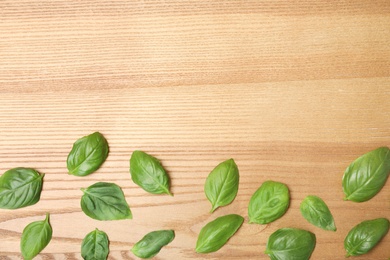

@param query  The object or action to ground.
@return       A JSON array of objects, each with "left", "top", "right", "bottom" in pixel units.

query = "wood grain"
[{"left": 0, "top": 1, "right": 390, "bottom": 259}]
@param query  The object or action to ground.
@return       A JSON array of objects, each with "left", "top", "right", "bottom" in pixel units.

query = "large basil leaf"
[
  {"left": 67, "top": 132, "right": 109, "bottom": 176},
  {"left": 0, "top": 167, "right": 44, "bottom": 209},
  {"left": 81, "top": 228, "right": 109, "bottom": 260},
  {"left": 344, "top": 218, "right": 389, "bottom": 257},
  {"left": 195, "top": 214, "right": 244, "bottom": 253},
  {"left": 130, "top": 150, "right": 172, "bottom": 195},
  {"left": 342, "top": 146, "right": 390, "bottom": 202},
  {"left": 248, "top": 180, "right": 290, "bottom": 224},
  {"left": 80, "top": 182, "right": 132, "bottom": 220},
  {"left": 20, "top": 213, "right": 52, "bottom": 260},
  {"left": 131, "top": 230, "right": 175, "bottom": 259},
  {"left": 265, "top": 228, "right": 316, "bottom": 260},
  {"left": 300, "top": 195, "right": 336, "bottom": 231},
  {"left": 204, "top": 159, "right": 239, "bottom": 212}
]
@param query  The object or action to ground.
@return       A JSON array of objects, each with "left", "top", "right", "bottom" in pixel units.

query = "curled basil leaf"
[
  {"left": 20, "top": 213, "right": 52, "bottom": 260},
  {"left": 265, "top": 228, "right": 316, "bottom": 260},
  {"left": 81, "top": 182, "right": 132, "bottom": 220},
  {"left": 248, "top": 180, "right": 290, "bottom": 224},
  {"left": 300, "top": 195, "right": 336, "bottom": 231},
  {"left": 344, "top": 218, "right": 389, "bottom": 257},
  {"left": 342, "top": 146, "right": 390, "bottom": 202},
  {"left": 131, "top": 230, "right": 175, "bottom": 259},
  {"left": 204, "top": 159, "right": 239, "bottom": 212},
  {"left": 0, "top": 167, "right": 44, "bottom": 209},
  {"left": 130, "top": 150, "right": 172, "bottom": 195},
  {"left": 81, "top": 228, "right": 109, "bottom": 260},
  {"left": 196, "top": 214, "right": 244, "bottom": 253},
  {"left": 67, "top": 132, "right": 109, "bottom": 176}
]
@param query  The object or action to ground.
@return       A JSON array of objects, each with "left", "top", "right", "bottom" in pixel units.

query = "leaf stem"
[{"left": 45, "top": 213, "right": 50, "bottom": 223}]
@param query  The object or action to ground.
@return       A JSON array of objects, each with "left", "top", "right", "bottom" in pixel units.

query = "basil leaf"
[
  {"left": 195, "top": 214, "right": 244, "bottom": 253},
  {"left": 300, "top": 195, "right": 336, "bottom": 231},
  {"left": 130, "top": 150, "right": 172, "bottom": 195},
  {"left": 81, "top": 228, "right": 109, "bottom": 260},
  {"left": 342, "top": 146, "right": 390, "bottom": 202},
  {"left": 265, "top": 228, "right": 316, "bottom": 260},
  {"left": 131, "top": 230, "right": 175, "bottom": 259},
  {"left": 80, "top": 182, "right": 132, "bottom": 220},
  {"left": 0, "top": 167, "right": 44, "bottom": 209},
  {"left": 248, "top": 180, "right": 290, "bottom": 224},
  {"left": 20, "top": 213, "right": 52, "bottom": 260},
  {"left": 67, "top": 132, "right": 109, "bottom": 176},
  {"left": 344, "top": 218, "right": 389, "bottom": 257},
  {"left": 204, "top": 159, "right": 239, "bottom": 212}
]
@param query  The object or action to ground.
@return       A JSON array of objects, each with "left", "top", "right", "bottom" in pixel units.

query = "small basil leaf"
[
  {"left": 67, "top": 132, "right": 109, "bottom": 176},
  {"left": 300, "top": 195, "right": 336, "bottom": 231},
  {"left": 130, "top": 150, "right": 172, "bottom": 195},
  {"left": 265, "top": 228, "right": 316, "bottom": 260},
  {"left": 248, "top": 180, "right": 290, "bottom": 224},
  {"left": 80, "top": 182, "right": 132, "bottom": 220},
  {"left": 20, "top": 213, "right": 52, "bottom": 260},
  {"left": 195, "top": 214, "right": 244, "bottom": 253},
  {"left": 344, "top": 218, "right": 389, "bottom": 257},
  {"left": 131, "top": 230, "right": 175, "bottom": 259},
  {"left": 81, "top": 228, "right": 109, "bottom": 260},
  {"left": 342, "top": 146, "right": 390, "bottom": 202},
  {"left": 0, "top": 167, "right": 44, "bottom": 209},
  {"left": 204, "top": 159, "right": 239, "bottom": 212}
]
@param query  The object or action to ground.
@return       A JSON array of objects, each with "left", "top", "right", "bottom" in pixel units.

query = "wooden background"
[{"left": 1, "top": 1, "right": 389, "bottom": 259}]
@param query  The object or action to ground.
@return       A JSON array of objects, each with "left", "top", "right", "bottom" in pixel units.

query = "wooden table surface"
[{"left": 1, "top": 1, "right": 389, "bottom": 259}]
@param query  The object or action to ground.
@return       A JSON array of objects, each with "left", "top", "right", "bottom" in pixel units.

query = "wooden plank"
[{"left": 0, "top": 1, "right": 389, "bottom": 259}]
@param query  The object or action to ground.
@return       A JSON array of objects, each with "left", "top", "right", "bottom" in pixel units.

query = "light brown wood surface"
[{"left": 1, "top": 1, "right": 390, "bottom": 259}]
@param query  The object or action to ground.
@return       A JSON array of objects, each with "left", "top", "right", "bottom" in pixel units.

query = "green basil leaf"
[
  {"left": 204, "top": 159, "right": 239, "bottom": 212},
  {"left": 195, "top": 214, "right": 244, "bottom": 253},
  {"left": 0, "top": 167, "right": 44, "bottom": 209},
  {"left": 344, "top": 218, "right": 389, "bottom": 257},
  {"left": 342, "top": 146, "right": 390, "bottom": 202},
  {"left": 67, "top": 132, "right": 109, "bottom": 176},
  {"left": 131, "top": 230, "right": 175, "bottom": 259},
  {"left": 81, "top": 228, "right": 109, "bottom": 260},
  {"left": 248, "top": 180, "right": 290, "bottom": 224},
  {"left": 130, "top": 150, "right": 172, "bottom": 195},
  {"left": 265, "top": 228, "right": 316, "bottom": 260},
  {"left": 20, "top": 213, "right": 52, "bottom": 260},
  {"left": 80, "top": 182, "right": 132, "bottom": 220},
  {"left": 300, "top": 195, "right": 336, "bottom": 231}
]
